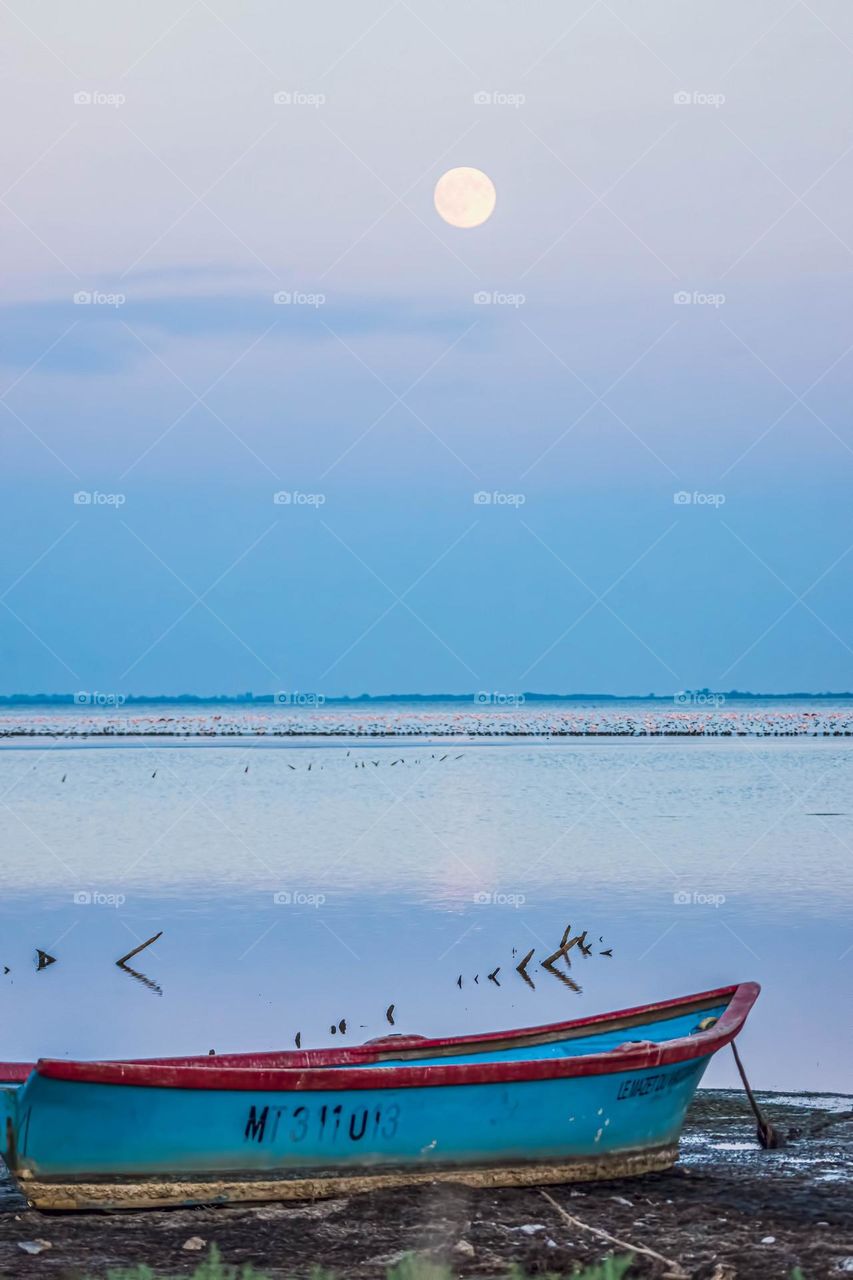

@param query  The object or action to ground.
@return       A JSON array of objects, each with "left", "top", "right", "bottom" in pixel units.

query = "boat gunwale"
[
  {"left": 31, "top": 982, "right": 759, "bottom": 1092},
  {"left": 0, "top": 1064, "right": 33, "bottom": 1083}
]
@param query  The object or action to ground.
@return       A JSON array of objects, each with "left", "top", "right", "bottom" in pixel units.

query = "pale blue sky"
[{"left": 2, "top": 0, "right": 852, "bottom": 694}]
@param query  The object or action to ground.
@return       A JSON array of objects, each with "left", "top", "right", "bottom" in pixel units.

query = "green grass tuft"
[
  {"left": 95, "top": 1247, "right": 637, "bottom": 1280},
  {"left": 75, "top": 1248, "right": 807, "bottom": 1280}
]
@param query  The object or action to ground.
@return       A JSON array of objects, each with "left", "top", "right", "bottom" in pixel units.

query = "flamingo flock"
[{"left": 2, "top": 706, "right": 853, "bottom": 738}]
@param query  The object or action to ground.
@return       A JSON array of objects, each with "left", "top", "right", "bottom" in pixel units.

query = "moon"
[{"left": 434, "top": 167, "right": 496, "bottom": 229}]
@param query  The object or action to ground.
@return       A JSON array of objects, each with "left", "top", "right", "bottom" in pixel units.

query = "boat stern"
[{"left": 0, "top": 1084, "right": 20, "bottom": 1170}]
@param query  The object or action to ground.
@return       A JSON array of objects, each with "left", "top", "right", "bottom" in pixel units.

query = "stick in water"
[{"left": 116, "top": 932, "right": 163, "bottom": 968}]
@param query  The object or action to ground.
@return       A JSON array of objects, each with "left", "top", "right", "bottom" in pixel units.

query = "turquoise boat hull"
[{"left": 0, "top": 983, "right": 758, "bottom": 1210}]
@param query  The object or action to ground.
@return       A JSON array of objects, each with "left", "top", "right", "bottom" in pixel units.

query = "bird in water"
[
  {"left": 61, "top": 774, "right": 67, "bottom": 783},
  {"left": 244, "top": 765, "right": 249, "bottom": 774}
]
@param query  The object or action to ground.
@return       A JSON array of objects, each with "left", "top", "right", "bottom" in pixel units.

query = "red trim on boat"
[
  {"left": 34, "top": 983, "right": 759, "bottom": 1092},
  {"left": 135, "top": 982, "right": 744, "bottom": 1070},
  {"left": 0, "top": 1063, "right": 32, "bottom": 1083}
]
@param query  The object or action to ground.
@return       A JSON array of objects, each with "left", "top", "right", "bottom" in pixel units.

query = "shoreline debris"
[{"left": 540, "top": 1188, "right": 687, "bottom": 1277}]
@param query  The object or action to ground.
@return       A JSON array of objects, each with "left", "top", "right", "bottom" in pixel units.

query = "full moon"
[{"left": 434, "top": 167, "right": 496, "bottom": 229}]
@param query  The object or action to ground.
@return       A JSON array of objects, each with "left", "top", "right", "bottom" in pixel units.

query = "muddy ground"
[{"left": 0, "top": 1091, "right": 850, "bottom": 1280}]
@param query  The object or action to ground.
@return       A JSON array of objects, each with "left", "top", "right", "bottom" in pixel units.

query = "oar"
[{"left": 730, "top": 1039, "right": 783, "bottom": 1149}]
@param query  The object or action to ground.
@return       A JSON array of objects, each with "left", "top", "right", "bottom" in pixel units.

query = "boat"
[{"left": 0, "top": 982, "right": 758, "bottom": 1211}]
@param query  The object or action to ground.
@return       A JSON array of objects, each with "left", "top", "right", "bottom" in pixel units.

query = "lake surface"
[{"left": 0, "top": 736, "right": 850, "bottom": 1091}]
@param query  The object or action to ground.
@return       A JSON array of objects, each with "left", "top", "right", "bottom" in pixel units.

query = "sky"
[{"left": 2, "top": 0, "right": 853, "bottom": 696}]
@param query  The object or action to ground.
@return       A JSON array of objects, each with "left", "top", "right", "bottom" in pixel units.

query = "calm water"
[{"left": 0, "top": 737, "right": 850, "bottom": 1091}]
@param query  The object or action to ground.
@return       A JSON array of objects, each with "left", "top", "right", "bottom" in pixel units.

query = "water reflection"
[
  {"left": 116, "top": 960, "right": 162, "bottom": 997},
  {"left": 0, "top": 740, "right": 850, "bottom": 1091}
]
